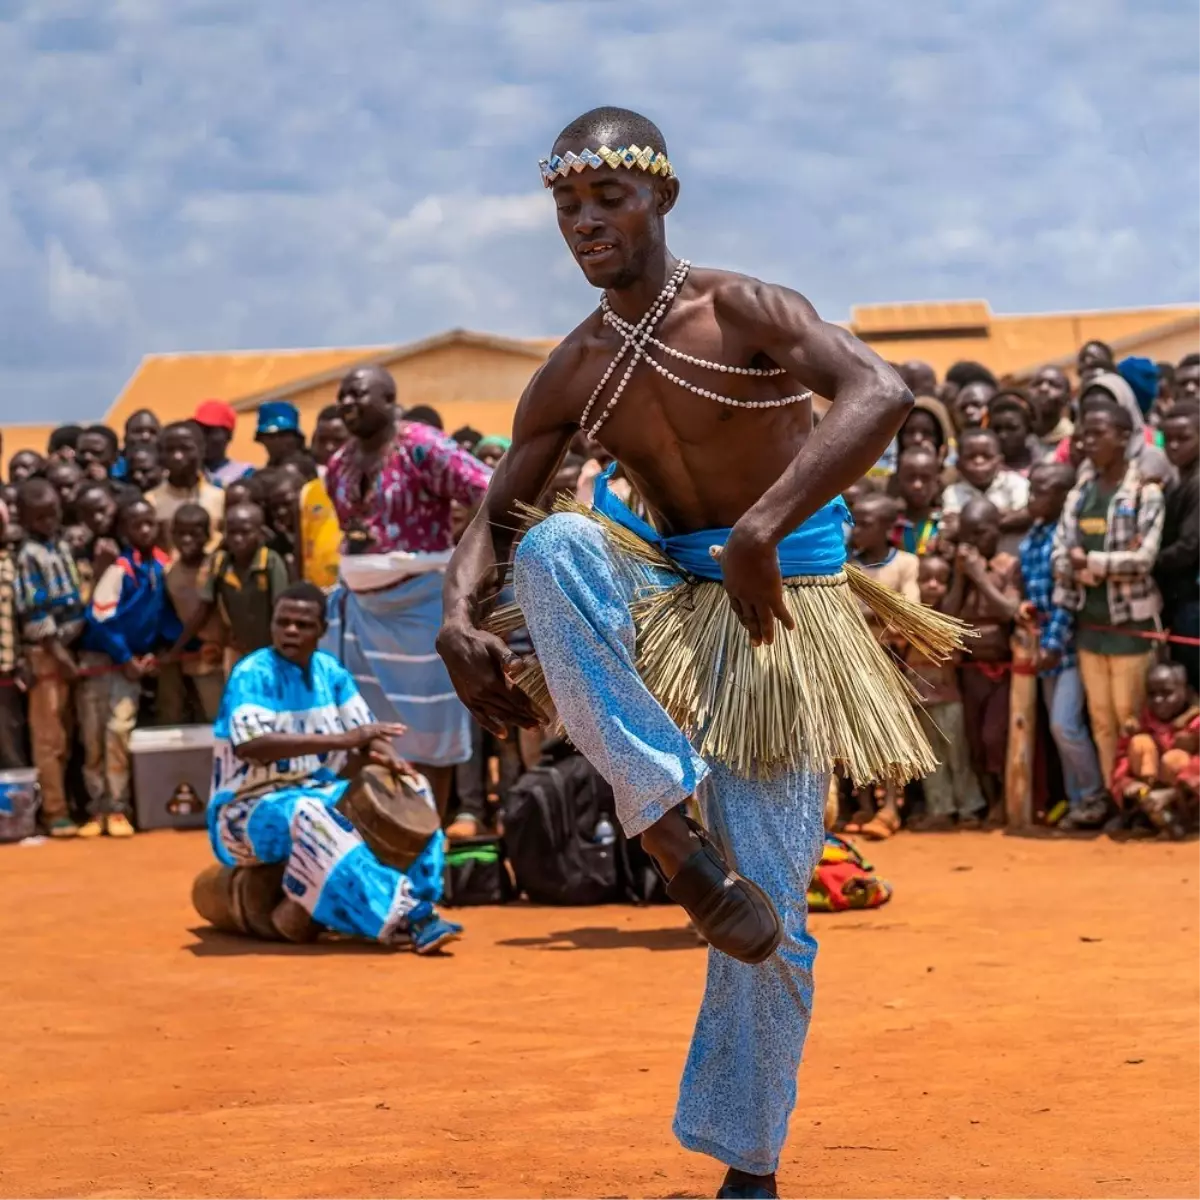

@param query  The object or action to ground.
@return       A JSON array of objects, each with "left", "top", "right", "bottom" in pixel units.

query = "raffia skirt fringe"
[{"left": 484, "top": 496, "right": 971, "bottom": 785}]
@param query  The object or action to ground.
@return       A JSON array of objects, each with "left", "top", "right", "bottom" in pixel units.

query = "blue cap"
[{"left": 256, "top": 401, "right": 301, "bottom": 436}]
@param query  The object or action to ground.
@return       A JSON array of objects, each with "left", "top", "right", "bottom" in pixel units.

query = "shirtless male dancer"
[{"left": 437, "top": 107, "right": 913, "bottom": 1198}]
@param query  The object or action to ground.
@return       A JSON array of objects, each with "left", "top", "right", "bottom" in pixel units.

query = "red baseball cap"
[{"left": 194, "top": 399, "right": 237, "bottom": 432}]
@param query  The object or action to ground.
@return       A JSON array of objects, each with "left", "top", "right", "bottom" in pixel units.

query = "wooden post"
[{"left": 1005, "top": 624, "right": 1038, "bottom": 828}]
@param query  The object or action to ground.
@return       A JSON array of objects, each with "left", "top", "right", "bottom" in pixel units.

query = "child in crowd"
[
  {"left": 852, "top": 493, "right": 920, "bottom": 609},
  {"left": 1110, "top": 662, "right": 1198, "bottom": 840},
  {"left": 8, "top": 450, "right": 46, "bottom": 484},
  {"left": 1052, "top": 397, "right": 1166, "bottom": 782},
  {"left": 891, "top": 445, "right": 944, "bottom": 556},
  {"left": 159, "top": 505, "right": 227, "bottom": 725},
  {"left": 988, "top": 391, "right": 1039, "bottom": 476},
  {"left": 74, "top": 483, "right": 118, "bottom": 543},
  {"left": 123, "top": 409, "right": 162, "bottom": 452},
  {"left": 264, "top": 470, "right": 302, "bottom": 581},
  {"left": 310, "top": 405, "right": 351, "bottom": 470},
  {"left": 45, "top": 458, "right": 82, "bottom": 522},
  {"left": 71, "top": 482, "right": 121, "bottom": 606},
  {"left": 906, "top": 554, "right": 985, "bottom": 829},
  {"left": 944, "top": 498, "right": 1021, "bottom": 819},
  {"left": 47, "top": 425, "right": 83, "bottom": 463},
  {"left": 843, "top": 493, "right": 918, "bottom": 839},
  {"left": 194, "top": 399, "right": 253, "bottom": 489},
  {"left": 111, "top": 410, "right": 160, "bottom": 481},
  {"left": 223, "top": 477, "right": 256, "bottom": 511},
  {"left": 147, "top": 421, "right": 225, "bottom": 551},
  {"left": 0, "top": 501, "right": 28, "bottom": 769},
  {"left": 1019, "top": 463, "right": 1108, "bottom": 832},
  {"left": 474, "top": 436, "right": 511, "bottom": 471},
  {"left": 898, "top": 396, "right": 956, "bottom": 467},
  {"left": 76, "top": 499, "right": 180, "bottom": 838},
  {"left": 1154, "top": 400, "right": 1199, "bottom": 690},
  {"left": 942, "top": 427, "right": 1031, "bottom": 554},
  {"left": 75, "top": 426, "right": 120, "bottom": 483},
  {"left": 173, "top": 502, "right": 288, "bottom": 673},
  {"left": 1029, "top": 366, "right": 1075, "bottom": 457},
  {"left": 949, "top": 379, "right": 997, "bottom": 435},
  {"left": 126, "top": 445, "right": 163, "bottom": 495},
  {"left": 15, "top": 478, "right": 87, "bottom": 837}
]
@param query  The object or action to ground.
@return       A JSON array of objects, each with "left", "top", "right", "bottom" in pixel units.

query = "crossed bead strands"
[
  {"left": 579, "top": 260, "right": 812, "bottom": 437},
  {"left": 578, "top": 259, "right": 691, "bottom": 436}
]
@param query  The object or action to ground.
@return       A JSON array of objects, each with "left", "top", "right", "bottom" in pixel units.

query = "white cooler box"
[
  {"left": 131, "top": 726, "right": 214, "bottom": 831},
  {"left": 0, "top": 768, "right": 40, "bottom": 842}
]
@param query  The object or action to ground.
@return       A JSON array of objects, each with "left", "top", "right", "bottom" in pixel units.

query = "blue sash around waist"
[{"left": 592, "top": 463, "right": 849, "bottom": 582}]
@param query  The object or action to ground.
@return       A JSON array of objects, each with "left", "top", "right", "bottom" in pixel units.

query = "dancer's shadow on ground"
[
  {"left": 498, "top": 925, "right": 701, "bottom": 952},
  {"left": 181, "top": 926, "right": 429, "bottom": 958}
]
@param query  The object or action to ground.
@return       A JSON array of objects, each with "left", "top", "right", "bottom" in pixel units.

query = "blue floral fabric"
[{"left": 514, "top": 511, "right": 827, "bottom": 1173}]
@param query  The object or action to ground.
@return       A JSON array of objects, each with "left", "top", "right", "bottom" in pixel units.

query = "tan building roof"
[
  {"left": 846, "top": 301, "right": 1198, "bottom": 383},
  {"left": 104, "top": 345, "right": 393, "bottom": 435},
  {"left": 2, "top": 301, "right": 1196, "bottom": 475}
]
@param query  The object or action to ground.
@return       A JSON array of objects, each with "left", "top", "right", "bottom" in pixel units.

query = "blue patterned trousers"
[{"left": 514, "top": 512, "right": 827, "bottom": 1175}]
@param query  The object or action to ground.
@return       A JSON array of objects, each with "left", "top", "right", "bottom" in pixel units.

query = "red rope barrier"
[{"left": 0, "top": 650, "right": 207, "bottom": 689}]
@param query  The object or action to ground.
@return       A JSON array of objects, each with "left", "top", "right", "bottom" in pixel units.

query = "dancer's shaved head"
[{"left": 553, "top": 106, "right": 668, "bottom": 156}]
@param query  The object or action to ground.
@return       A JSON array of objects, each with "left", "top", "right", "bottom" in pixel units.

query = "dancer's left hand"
[{"left": 720, "top": 523, "right": 795, "bottom": 647}]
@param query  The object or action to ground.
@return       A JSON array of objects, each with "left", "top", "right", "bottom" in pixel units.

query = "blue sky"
[{"left": 2, "top": 0, "right": 1197, "bottom": 423}]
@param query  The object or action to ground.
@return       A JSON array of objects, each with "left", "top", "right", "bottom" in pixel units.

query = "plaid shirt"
[
  {"left": 942, "top": 469, "right": 1030, "bottom": 515},
  {"left": 0, "top": 552, "right": 17, "bottom": 674},
  {"left": 1051, "top": 461, "right": 1165, "bottom": 625},
  {"left": 1018, "top": 521, "right": 1074, "bottom": 676},
  {"left": 16, "top": 536, "right": 86, "bottom": 645}
]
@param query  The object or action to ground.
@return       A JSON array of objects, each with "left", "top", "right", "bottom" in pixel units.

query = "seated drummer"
[{"left": 208, "top": 580, "right": 461, "bottom": 953}]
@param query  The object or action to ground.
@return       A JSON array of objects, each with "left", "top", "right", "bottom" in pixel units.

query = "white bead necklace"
[{"left": 579, "top": 259, "right": 812, "bottom": 437}]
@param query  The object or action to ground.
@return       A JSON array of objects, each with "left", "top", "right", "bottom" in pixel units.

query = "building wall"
[
  {"left": 855, "top": 306, "right": 1199, "bottom": 383},
  {"left": 227, "top": 342, "right": 550, "bottom": 463},
  {"left": 1, "top": 425, "right": 59, "bottom": 477}
]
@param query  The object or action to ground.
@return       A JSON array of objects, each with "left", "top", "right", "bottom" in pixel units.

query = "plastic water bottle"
[{"left": 593, "top": 816, "right": 616, "bottom": 845}]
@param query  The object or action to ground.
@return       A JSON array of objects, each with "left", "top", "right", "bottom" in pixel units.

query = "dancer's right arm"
[{"left": 438, "top": 340, "right": 585, "bottom": 736}]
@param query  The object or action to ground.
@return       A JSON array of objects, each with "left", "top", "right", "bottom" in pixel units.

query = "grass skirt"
[{"left": 486, "top": 497, "right": 970, "bottom": 785}]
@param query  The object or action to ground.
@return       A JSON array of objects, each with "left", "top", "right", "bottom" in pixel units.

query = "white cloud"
[
  {"left": 45, "top": 237, "right": 130, "bottom": 327},
  {"left": 0, "top": 0, "right": 1195, "bottom": 422}
]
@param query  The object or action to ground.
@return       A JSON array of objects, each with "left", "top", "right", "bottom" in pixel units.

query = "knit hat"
[
  {"left": 1118, "top": 357, "right": 1159, "bottom": 417},
  {"left": 474, "top": 435, "right": 511, "bottom": 457},
  {"left": 1081, "top": 371, "right": 1146, "bottom": 459}
]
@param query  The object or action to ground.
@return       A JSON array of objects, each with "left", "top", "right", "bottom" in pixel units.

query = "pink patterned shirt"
[{"left": 325, "top": 421, "right": 492, "bottom": 554}]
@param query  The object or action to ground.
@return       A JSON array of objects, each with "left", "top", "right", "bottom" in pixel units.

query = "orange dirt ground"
[{"left": 0, "top": 830, "right": 1196, "bottom": 1200}]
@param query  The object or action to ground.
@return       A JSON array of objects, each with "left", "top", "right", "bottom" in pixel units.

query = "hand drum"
[{"left": 337, "top": 764, "right": 440, "bottom": 871}]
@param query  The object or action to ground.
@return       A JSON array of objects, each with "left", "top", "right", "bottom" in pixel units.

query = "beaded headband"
[{"left": 539, "top": 144, "right": 674, "bottom": 188}]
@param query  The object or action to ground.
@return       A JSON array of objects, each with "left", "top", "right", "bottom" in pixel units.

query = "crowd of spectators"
[
  {"left": 842, "top": 345, "right": 1199, "bottom": 840},
  {"left": 0, "top": 391, "right": 594, "bottom": 843},
  {"left": 0, "top": 338, "right": 1196, "bottom": 846}
]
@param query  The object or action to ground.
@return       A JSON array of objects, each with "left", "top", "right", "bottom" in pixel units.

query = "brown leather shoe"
[{"left": 665, "top": 823, "right": 782, "bottom": 965}]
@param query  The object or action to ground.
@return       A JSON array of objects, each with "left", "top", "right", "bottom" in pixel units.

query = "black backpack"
[
  {"left": 442, "top": 835, "right": 514, "bottom": 907},
  {"left": 503, "top": 754, "right": 622, "bottom": 905},
  {"left": 617, "top": 831, "right": 671, "bottom": 905}
]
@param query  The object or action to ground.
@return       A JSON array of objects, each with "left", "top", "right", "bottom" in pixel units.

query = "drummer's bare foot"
[{"left": 641, "top": 808, "right": 781, "bottom": 965}]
